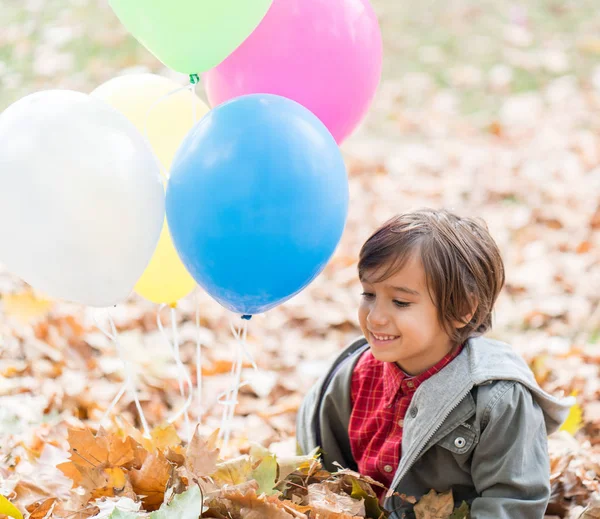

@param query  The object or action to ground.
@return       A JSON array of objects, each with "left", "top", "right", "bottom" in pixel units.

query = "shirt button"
[
  {"left": 384, "top": 465, "right": 393, "bottom": 473},
  {"left": 407, "top": 381, "right": 414, "bottom": 388},
  {"left": 397, "top": 419, "right": 404, "bottom": 428}
]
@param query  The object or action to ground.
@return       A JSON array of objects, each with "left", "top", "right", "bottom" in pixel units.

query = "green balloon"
[{"left": 109, "top": 0, "right": 273, "bottom": 74}]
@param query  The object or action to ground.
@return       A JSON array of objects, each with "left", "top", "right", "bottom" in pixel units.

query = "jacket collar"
[{"left": 384, "top": 335, "right": 573, "bottom": 498}]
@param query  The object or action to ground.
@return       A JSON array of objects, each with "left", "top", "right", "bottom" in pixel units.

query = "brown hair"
[{"left": 358, "top": 209, "right": 505, "bottom": 345}]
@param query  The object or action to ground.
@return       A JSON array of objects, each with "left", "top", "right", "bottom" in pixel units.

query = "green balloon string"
[{"left": 189, "top": 74, "right": 200, "bottom": 85}]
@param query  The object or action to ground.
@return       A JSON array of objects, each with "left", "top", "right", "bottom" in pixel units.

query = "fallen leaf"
[
  {"left": 0, "top": 495, "right": 24, "bottom": 519},
  {"left": 560, "top": 401, "right": 584, "bottom": 436},
  {"left": 307, "top": 483, "right": 365, "bottom": 517},
  {"left": 414, "top": 489, "right": 454, "bottom": 519},
  {"left": 185, "top": 427, "right": 220, "bottom": 478},
  {"left": 149, "top": 485, "right": 206, "bottom": 519},
  {"left": 26, "top": 498, "right": 57, "bottom": 519},
  {"left": 2, "top": 290, "right": 53, "bottom": 323},
  {"left": 129, "top": 452, "right": 172, "bottom": 510},
  {"left": 211, "top": 456, "right": 253, "bottom": 487}
]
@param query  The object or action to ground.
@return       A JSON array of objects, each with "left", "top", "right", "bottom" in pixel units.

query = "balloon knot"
[
  {"left": 189, "top": 74, "right": 200, "bottom": 85},
  {"left": 241, "top": 315, "right": 252, "bottom": 321},
  {"left": 169, "top": 302, "right": 178, "bottom": 309}
]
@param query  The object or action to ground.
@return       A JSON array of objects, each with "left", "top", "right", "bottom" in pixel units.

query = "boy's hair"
[{"left": 358, "top": 209, "right": 505, "bottom": 345}]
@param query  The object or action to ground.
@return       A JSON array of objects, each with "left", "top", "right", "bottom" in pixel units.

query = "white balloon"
[{"left": 0, "top": 90, "right": 164, "bottom": 307}]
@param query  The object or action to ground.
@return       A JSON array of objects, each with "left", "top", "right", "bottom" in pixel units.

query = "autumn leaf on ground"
[
  {"left": 222, "top": 489, "right": 300, "bottom": 519},
  {"left": 414, "top": 489, "right": 454, "bottom": 519},
  {"left": 149, "top": 485, "right": 206, "bottom": 519},
  {"left": 147, "top": 424, "right": 182, "bottom": 453},
  {"left": 448, "top": 501, "right": 470, "bottom": 519},
  {"left": 579, "top": 496, "right": 600, "bottom": 518},
  {"left": 307, "top": 483, "right": 365, "bottom": 518},
  {"left": 211, "top": 456, "right": 253, "bottom": 487},
  {"left": 251, "top": 453, "right": 278, "bottom": 496},
  {"left": 0, "top": 494, "right": 24, "bottom": 519},
  {"left": 560, "top": 399, "right": 583, "bottom": 436},
  {"left": 129, "top": 452, "right": 172, "bottom": 510},
  {"left": 350, "top": 479, "right": 387, "bottom": 519},
  {"left": 277, "top": 447, "right": 321, "bottom": 482},
  {"left": 26, "top": 498, "right": 58, "bottom": 519},
  {"left": 185, "top": 427, "right": 220, "bottom": 479},
  {"left": 61, "top": 428, "right": 110, "bottom": 470},
  {"left": 2, "top": 290, "right": 53, "bottom": 323}
]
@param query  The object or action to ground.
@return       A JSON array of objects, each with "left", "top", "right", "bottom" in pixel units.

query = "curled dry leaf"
[
  {"left": 414, "top": 489, "right": 454, "bottom": 519},
  {"left": 128, "top": 452, "right": 172, "bottom": 510}
]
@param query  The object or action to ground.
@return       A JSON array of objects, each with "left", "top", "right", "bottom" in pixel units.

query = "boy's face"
[{"left": 358, "top": 253, "right": 457, "bottom": 375}]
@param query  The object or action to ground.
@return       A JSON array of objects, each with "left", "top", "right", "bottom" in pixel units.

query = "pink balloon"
[{"left": 204, "top": 0, "right": 382, "bottom": 144}]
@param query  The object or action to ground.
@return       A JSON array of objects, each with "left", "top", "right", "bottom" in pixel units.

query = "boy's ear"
[{"left": 453, "top": 296, "right": 478, "bottom": 329}]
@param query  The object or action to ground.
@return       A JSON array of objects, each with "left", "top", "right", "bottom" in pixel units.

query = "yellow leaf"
[
  {"left": 2, "top": 290, "right": 53, "bottom": 323},
  {"left": 560, "top": 400, "right": 583, "bottom": 436},
  {"left": 211, "top": 456, "right": 253, "bottom": 487},
  {"left": 0, "top": 495, "right": 24, "bottom": 519}
]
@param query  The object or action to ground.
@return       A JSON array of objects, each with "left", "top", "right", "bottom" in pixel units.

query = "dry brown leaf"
[
  {"left": 186, "top": 427, "right": 220, "bottom": 478},
  {"left": 414, "top": 489, "right": 454, "bottom": 519},
  {"left": 26, "top": 498, "right": 58, "bottom": 519},
  {"left": 225, "top": 490, "right": 300, "bottom": 519},
  {"left": 129, "top": 452, "right": 172, "bottom": 510},
  {"left": 307, "top": 483, "right": 365, "bottom": 518}
]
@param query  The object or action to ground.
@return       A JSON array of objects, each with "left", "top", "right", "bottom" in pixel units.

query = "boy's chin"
[{"left": 369, "top": 347, "right": 401, "bottom": 364}]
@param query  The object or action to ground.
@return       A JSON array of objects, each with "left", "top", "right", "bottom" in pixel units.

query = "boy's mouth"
[{"left": 369, "top": 331, "right": 400, "bottom": 344}]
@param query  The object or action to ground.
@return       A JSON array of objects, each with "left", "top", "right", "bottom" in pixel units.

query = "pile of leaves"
[{"left": 2, "top": 423, "right": 436, "bottom": 519}]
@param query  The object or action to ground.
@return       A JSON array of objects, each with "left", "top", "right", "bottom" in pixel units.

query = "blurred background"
[{"left": 1, "top": 1, "right": 600, "bottom": 516}]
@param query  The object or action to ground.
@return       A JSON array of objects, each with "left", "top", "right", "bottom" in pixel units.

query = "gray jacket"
[{"left": 297, "top": 336, "right": 573, "bottom": 518}]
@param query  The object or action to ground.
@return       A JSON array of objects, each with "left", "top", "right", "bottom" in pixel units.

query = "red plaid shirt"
[{"left": 349, "top": 345, "right": 464, "bottom": 488}]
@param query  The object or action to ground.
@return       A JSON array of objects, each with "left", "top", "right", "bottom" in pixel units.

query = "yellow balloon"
[
  {"left": 92, "top": 73, "right": 208, "bottom": 304},
  {"left": 133, "top": 218, "right": 195, "bottom": 304}
]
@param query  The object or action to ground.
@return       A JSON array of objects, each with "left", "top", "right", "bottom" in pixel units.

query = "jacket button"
[
  {"left": 410, "top": 407, "right": 418, "bottom": 418},
  {"left": 454, "top": 437, "right": 466, "bottom": 448},
  {"left": 384, "top": 465, "right": 393, "bottom": 473}
]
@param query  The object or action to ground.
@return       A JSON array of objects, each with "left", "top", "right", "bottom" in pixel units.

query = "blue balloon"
[{"left": 166, "top": 94, "right": 349, "bottom": 315}]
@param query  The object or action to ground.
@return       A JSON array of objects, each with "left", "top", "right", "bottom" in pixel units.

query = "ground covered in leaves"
[{"left": 2, "top": 0, "right": 600, "bottom": 518}]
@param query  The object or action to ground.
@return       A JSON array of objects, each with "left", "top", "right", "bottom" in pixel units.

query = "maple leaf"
[
  {"left": 251, "top": 454, "right": 278, "bottom": 496},
  {"left": 223, "top": 489, "right": 300, "bottom": 519},
  {"left": 97, "top": 429, "right": 139, "bottom": 468},
  {"left": 185, "top": 427, "right": 220, "bottom": 478},
  {"left": 147, "top": 424, "right": 182, "bottom": 453},
  {"left": 307, "top": 483, "right": 365, "bottom": 517},
  {"left": 129, "top": 452, "right": 172, "bottom": 510},
  {"left": 211, "top": 456, "right": 254, "bottom": 487},
  {"left": 149, "top": 485, "right": 206, "bottom": 519},
  {"left": 64, "top": 428, "right": 110, "bottom": 468},
  {"left": 414, "top": 489, "right": 454, "bottom": 519}
]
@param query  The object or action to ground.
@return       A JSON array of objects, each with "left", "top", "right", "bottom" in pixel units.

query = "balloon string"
[
  {"left": 94, "top": 309, "right": 151, "bottom": 437},
  {"left": 219, "top": 318, "right": 252, "bottom": 453},
  {"left": 195, "top": 292, "right": 203, "bottom": 424},
  {"left": 156, "top": 304, "right": 193, "bottom": 440},
  {"left": 143, "top": 84, "right": 192, "bottom": 180}
]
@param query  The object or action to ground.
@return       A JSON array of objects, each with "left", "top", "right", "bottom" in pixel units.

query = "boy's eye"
[
  {"left": 360, "top": 292, "right": 375, "bottom": 300},
  {"left": 393, "top": 300, "right": 410, "bottom": 308}
]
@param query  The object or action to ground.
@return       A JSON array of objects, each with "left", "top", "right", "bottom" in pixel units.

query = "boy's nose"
[{"left": 367, "top": 306, "right": 389, "bottom": 327}]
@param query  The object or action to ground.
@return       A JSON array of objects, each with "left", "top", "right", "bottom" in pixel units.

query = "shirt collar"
[{"left": 382, "top": 343, "right": 465, "bottom": 405}]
